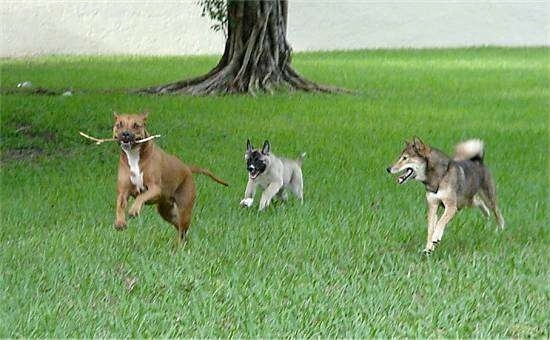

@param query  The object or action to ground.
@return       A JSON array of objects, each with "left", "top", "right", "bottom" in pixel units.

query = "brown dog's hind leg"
[
  {"left": 157, "top": 201, "right": 180, "bottom": 228},
  {"left": 174, "top": 177, "right": 196, "bottom": 244}
]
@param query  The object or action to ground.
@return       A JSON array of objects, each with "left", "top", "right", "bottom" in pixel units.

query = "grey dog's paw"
[{"left": 240, "top": 198, "right": 253, "bottom": 208}]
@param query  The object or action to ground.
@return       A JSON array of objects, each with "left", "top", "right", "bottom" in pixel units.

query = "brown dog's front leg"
[
  {"left": 128, "top": 185, "right": 161, "bottom": 217},
  {"left": 115, "top": 191, "right": 129, "bottom": 230}
]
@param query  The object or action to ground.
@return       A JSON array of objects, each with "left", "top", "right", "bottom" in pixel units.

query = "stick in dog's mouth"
[
  {"left": 79, "top": 131, "right": 161, "bottom": 145},
  {"left": 397, "top": 168, "right": 415, "bottom": 184}
]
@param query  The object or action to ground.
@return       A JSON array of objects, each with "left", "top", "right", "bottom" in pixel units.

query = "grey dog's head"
[{"left": 245, "top": 139, "right": 270, "bottom": 180}]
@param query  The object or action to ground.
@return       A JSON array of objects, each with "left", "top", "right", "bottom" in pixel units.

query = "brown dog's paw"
[
  {"left": 128, "top": 204, "right": 141, "bottom": 217},
  {"left": 114, "top": 220, "right": 127, "bottom": 230},
  {"left": 128, "top": 207, "right": 141, "bottom": 218}
]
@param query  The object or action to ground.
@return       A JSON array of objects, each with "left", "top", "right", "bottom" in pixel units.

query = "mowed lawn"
[{"left": 0, "top": 48, "right": 548, "bottom": 337}]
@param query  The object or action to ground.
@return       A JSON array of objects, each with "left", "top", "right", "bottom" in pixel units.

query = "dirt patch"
[
  {"left": 14, "top": 124, "right": 56, "bottom": 142},
  {"left": 1, "top": 147, "right": 44, "bottom": 165},
  {"left": 1, "top": 123, "right": 57, "bottom": 165}
]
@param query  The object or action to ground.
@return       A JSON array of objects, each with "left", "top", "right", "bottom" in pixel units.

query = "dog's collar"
[
  {"left": 423, "top": 156, "right": 451, "bottom": 194},
  {"left": 424, "top": 183, "right": 439, "bottom": 194}
]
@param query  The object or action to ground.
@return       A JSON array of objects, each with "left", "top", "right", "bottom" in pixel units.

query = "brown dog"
[{"left": 112, "top": 112, "right": 228, "bottom": 243}]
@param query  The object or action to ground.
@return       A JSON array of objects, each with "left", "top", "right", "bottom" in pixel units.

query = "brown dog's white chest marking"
[{"left": 122, "top": 147, "right": 145, "bottom": 192}]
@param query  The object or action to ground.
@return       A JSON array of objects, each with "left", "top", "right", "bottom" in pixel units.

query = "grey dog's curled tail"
[{"left": 296, "top": 152, "right": 307, "bottom": 166}]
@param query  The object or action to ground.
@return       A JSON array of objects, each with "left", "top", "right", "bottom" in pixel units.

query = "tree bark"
[{"left": 139, "top": 0, "right": 343, "bottom": 95}]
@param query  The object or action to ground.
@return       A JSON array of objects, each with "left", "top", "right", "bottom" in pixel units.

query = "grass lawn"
[{"left": 1, "top": 47, "right": 548, "bottom": 337}]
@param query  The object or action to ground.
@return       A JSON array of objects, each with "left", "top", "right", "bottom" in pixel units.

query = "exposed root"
[{"left": 136, "top": 0, "right": 350, "bottom": 96}]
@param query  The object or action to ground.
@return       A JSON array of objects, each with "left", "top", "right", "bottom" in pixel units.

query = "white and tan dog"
[
  {"left": 240, "top": 140, "right": 305, "bottom": 211},
  {"left": 387, "top": 137, "right": 505, "bottom": 255}
]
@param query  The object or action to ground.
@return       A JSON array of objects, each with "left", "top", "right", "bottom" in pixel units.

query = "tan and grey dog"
[
  {"left": 113, "top": 112, "right": 228, "bottom": 243},
  {"left": 240, "top": 139, "right": 305, "bottom": 211},
  {"left": 387, "top": 137, "right": 505, "bottom": 255}
]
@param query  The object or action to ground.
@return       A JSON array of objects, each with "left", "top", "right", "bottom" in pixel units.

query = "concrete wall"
[{"left": 1, "top": 1, "right": 548, "bottom": 57}]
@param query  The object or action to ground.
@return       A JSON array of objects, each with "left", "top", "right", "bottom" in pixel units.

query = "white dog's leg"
[
  {"left": 424, "top": 195, "right": 439, "bottom": 254},
  {"left": 430, "top": 202, "right": 457, "bottom": 249},
  {"left": 473, "top": 194, "right": 490, "bottom": 217}
]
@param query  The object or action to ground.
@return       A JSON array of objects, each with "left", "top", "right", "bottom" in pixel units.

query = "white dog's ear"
[
  {"left": 246, "top": 139, "right": 253, "bottom": 153},
  {"left": 413, "top": 136, "right": 430, "bottom": 156},
  {"left": 261, "top": 140, "right": 270, "bottom": 155}
]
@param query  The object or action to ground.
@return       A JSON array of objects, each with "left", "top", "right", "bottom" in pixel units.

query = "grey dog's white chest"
[
  {"left": 254, "top": 173, "right": 274, "bottom": 189},
  {"left": 122, "top": 148, "right": 145, "bottom": 192},
  {"left": 253, "top": 158, "right": 290, "bottom": 188}
]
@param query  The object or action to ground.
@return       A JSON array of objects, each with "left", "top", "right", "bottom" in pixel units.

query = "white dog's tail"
[
  {"left": 454, "top": 139, "right": 484, "bottom": 163},
  {"left": 296, "top": 152, "right": 307, "bottom": 166}
]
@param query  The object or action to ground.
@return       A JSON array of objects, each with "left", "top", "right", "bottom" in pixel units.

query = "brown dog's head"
[
  {"left": 112, "top": 112, "right": 149, "bottom": 151},
  {"left": 386, "top": 137, "right": 430, "bottom": 184}
]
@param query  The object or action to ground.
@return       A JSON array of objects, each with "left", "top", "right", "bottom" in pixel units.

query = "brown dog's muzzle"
[{"left": 118, "top": 130, "right": 136, "bottom": 151}]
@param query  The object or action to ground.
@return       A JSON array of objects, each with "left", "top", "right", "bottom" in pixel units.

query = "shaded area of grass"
[{"left": 1, "top": 47, "right": 548, "bottom": 337}]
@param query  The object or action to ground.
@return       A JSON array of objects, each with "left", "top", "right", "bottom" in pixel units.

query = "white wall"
[{"left": 1, "top": 1, "right": 548, "bottom": 57}]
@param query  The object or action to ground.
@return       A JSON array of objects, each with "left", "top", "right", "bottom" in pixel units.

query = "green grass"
[{"left": 1, "top": 47, "right": 548, "bottom": 337}]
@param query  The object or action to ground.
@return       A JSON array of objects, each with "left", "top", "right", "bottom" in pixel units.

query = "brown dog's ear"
[
  {"left": 413, "top": 136, "right": 430, "bottom": 156},
  {"left": 113, "top": 111, "right": 119, "bottom": 119},
  {"left": 261, "top": 140, "right": 270, "bottom": 155},
  {"left": 139, "top": 111, "right": 149, "bottom": 122}
]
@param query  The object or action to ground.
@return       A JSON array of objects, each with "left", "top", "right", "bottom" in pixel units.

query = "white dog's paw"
[{"left": 240, "top": 198, "right": 253, "bottom": 208}]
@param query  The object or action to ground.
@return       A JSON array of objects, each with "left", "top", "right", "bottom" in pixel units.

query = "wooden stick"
[
  {"left": 79, "top": 131, "right": 117, "bottom": 145},
  {"left": 79, "top": 131, "right": 161, "bottom": 145},
  {"left": 135, "top": 135, "right": 161, "bottom": 143}
]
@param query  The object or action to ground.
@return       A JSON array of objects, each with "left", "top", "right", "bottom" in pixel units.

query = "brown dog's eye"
[
  {"left": 133, "top": 123, "right": 140, "bottom": 129},
  {"left": 116, "top": 122, "right": 123, "bottom": 128},
  {"left": 402, "top": 156, "right": 408, "bottom": 160}
]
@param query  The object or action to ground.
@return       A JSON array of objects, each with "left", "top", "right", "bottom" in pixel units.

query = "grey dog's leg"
[
  {"left": 276, "top": 188, "right": 288, "bottom": 202},
  {"left": 259, "top": 181, "right": 283, "bottom": 211},
  {"left": 289, "top": 169, "right": 304, "bottom": 202},
  {"left": 240, "top": 180, "right": 256, "bottom": 207}
]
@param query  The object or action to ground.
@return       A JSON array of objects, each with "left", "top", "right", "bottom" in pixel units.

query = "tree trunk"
[{"left": 140, "top": 0, "right": 342, "bottom": 95}]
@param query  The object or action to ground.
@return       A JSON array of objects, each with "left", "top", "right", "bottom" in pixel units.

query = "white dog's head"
[{"left": 387, "top": 137, "right": 429, "bottom": 184}]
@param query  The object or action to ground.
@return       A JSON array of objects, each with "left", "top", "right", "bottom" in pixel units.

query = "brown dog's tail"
[{"left": 188, "top": 165, "right": 229, "bottom": 186}]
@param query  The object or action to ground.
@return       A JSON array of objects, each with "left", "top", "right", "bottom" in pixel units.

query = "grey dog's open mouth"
[
  {"left": 397, "top": 168, "right": 415, "bottom": 184},
  {"left": 249, "top": 170, "right": 260, "bottom": 179}
]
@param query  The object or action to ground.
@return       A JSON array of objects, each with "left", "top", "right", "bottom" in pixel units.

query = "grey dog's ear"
[
  {"left": 261, "top": 140, "right": 270, "bottom": 155},
  {"left": 246, "top": 139, "right": 253, "bottom": 152}
]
